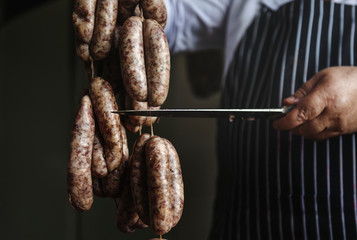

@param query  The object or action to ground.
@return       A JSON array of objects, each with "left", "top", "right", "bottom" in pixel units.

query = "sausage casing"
[
  {"left": 143, "top": 19, "right": 170, "bottom": 107},
  {"left": 91, "top": 130, "right": 107, "bottom": 178},
  {"left": 116, "top": 175, "right": 140, "bottom": 233},
  {"left": 90, "top": 0, "right": 118, "bottom": 60},
  {"left": 130, "top": 133, "right": 151, "bottom": 225},
  {"left": 67, "top": 95, "right": 95, "bottom": 212},
  {"left": 89, "top": 77, "right": 122, "bottom": 172},
  {"left": 76, "top": 41, "right": 91, "bottom": 62},
  {"left": 120, "top": 16, "right": 148, "bottom": 102},
  {"left": 145, "top": 136, "right": 173, "bottom": 235},
  {"left": 141, "top": 0, "right": 167, "bottom": 29},
  {"left": 118, "top": 0, "right": 140, "bottom": 25},
  {"left": 72, "top": 0, "right": 96, "bottom": 43},
  {"left": 164, "top": 138, "right": 184, "bottom": 227}
]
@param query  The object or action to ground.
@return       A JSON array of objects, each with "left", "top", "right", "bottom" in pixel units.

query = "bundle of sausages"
[{"left": 68, "top": 0, "right": 184, "bottom": 237}]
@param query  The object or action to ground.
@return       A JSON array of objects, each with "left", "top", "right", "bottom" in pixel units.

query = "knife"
[{"left": 112, "top": 106, "right": 294, "bottom": 120}]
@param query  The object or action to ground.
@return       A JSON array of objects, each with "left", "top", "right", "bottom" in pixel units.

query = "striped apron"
[{"left": 209, "top": 1, "right": 357, "bottom": 239}]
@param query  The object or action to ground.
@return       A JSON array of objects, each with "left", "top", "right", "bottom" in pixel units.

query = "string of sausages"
[{"left": 67, "top": 0, "right": 184, "bottom": 238}]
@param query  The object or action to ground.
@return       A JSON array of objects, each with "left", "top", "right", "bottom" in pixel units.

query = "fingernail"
[{"left": 286, "top": 96, "right": 298, "bottom": 103}]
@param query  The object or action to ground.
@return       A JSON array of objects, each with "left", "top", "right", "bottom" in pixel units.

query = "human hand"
[{"left": 273, "top": 66, "right": 357, "bottom": 140}]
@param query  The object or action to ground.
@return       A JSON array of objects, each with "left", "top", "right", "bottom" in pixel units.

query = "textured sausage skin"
[
  {"left": 123, "top": 95, "right": 147, "bottom": 133},
  {"left": 76, "top": 41, "right": 90, "bottom": 62},
  {"left": 91, "top": 130, "right": 108, "bottom": 178},
  {"left": 120, "top": 17, "right": 148, "bottom": 102},
  {"left": 163, "top": 139, "right": 184, "bottom": 227},
  {"left": 116, "top": 175, "right": 140, "bottom": 233},
  {"left": 90, "top": 0, "right": 118, "bottom": 60},
  {"left": 102, "top": 25, "right": 123, "bottom": 94},
  {"left": 117, "top": 0, "right": 140, "bottom": 25},
  {"left": 130, "top": 133, "right": 151, "bottom": 225},
  {"left": 143, "top": 19, "right": 170, "bottom": 107},
  {"left": 141, "top": 0, "right": 167, "bottom": 28},
  {"left": 72, "top": 0, "right": 96, "bottom": 43},
  {"left": 67, "top": 95, "right": 95, "bottom": 212},
  {"left": 120, "top": 123, "right": 129, "bottom": 162},
  {"left": 89, "top": 77, "right": 123, "bottom": 172},
  {"left": 145, "top": 136, "right": 173, "bottom": 235}
]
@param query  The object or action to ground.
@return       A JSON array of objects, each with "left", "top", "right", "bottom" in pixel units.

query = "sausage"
[
  {"left": 117, "top": 0, "right": 140, "bottom": 25},
  {"left": 145, "top": 136, "right": 173, "bottom": 235},
  {"left": 67, "top": 95, "right": 95, "bottom": 212},
  {"left": 143, "top": 19, "right": 170, "bottom": 107},
  {"left": 120, "top": 123, "right": 129, "bottom": 162},
  {"left": 76, "top": 41, "right": 90, "bottom": 62},
  {"left": 141, "top": 0, "right": 167, "bottom": 29},
  {"left": 163, "top": 138, "right": 184, "bottom": 227},
  {"left": 90, "top": 0, "right": 118, "bottom": 60},
  {"left": 123, "top": 95, "right": 147, "bottom": 133},
  {"left": 72, "top": 0, "right": 96, "bottom": 43},
  {"left": 116, "top": 175, "right": 140, "bottom": 233},
  {"left": 92, "top": 177, "right": 106, "bottom": 197},
  {"left": 143, "top": 105, "right": 160, "bottom": 126},
  {"left": 119, "top": 16, "right": 148, "bottom": 102},
  {"left": 91, "top": 130, "right": 107, "bottom": 178},
  {"left": 102, "top": 163, "right": 126, "bottom": 198},
  {"left": 130, "top": 133, "right": 151, "bottom": 225},
  {"left": 89, "top": 77, "right": 123, "bottom": 172}
]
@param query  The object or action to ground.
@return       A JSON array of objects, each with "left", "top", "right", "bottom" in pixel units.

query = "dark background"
[{"left": 0, "top": 1, "right": 221, "bottom": 239}]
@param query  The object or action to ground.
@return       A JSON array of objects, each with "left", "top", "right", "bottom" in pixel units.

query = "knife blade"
[{"left": 112, "top": 106, "right": 293, "bottom": 120}]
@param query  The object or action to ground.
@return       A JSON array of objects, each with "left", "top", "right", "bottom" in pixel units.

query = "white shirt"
[{"left": 164, "top": 0, "right": 357, "bottom": 79}]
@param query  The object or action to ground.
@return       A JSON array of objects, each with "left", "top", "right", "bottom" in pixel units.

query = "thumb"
[{"left": 283, "top": 74, "right": 321, "bottom": 105}]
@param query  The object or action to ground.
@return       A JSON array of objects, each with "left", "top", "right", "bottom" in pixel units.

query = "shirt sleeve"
[{"left": 164, "top": 0, "right": 230, "bottom": 53}]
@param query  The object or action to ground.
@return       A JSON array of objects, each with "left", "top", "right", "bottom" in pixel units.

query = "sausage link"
[
  {"left": 67, "top": 95, "right": 95, "bottom": 212},
  {"left": 145, "top": 136, "right": 173, "bottom": 235},
  {"left": 92, "top": 177, "right": 106, "bottom": 197},
  {"left": 76, "top": 41, "right": 90, "bottom": 62},
  {"left": 130, "top": 133, "right": 151, "bottom": 225},
  {"left": 116, "top": 175, "right": 139, "bottom": 233},
  {"left": 120, "top": 16, "right": 148, "bottom": 102},
  {"left": 90, "top": 0, "right": 118, "bottom": 60},
  {"left": 163, "top": 138, "right": 184, "bottom": 227},
  {"left": 72, "top": 0, "right": 96, "bottom": 43},
  {"left": 89, "top": 77, "right": 123, "bottom": 172},
  {"left": 141, "top": 0, "right": 167, "bottom": 29},
  {"left": 143, "top": 19, "right": 170, "bottom": 107},
  {"left": 117, "top": 0, "right": 140, "bottom": 25},
  {"left": 120, "top": 123, "right": 129, "bottom": 162},
  {"left": 91, "top": 130, "right": 107, "bottom": 178}
]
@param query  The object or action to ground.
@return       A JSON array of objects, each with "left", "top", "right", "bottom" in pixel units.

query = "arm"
[
  {"left": 273, "top": 66, "right": 357, "bottom": 140},
  {"left": 164, "top": 0, "right": 230, "bottom": 53}
]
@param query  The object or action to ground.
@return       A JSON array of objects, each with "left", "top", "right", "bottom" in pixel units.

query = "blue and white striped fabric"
[{"left": 211, "top": 1, "right": 357, "bottom": 239}]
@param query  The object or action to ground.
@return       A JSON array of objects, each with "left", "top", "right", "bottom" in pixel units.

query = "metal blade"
[{"left": 112, "top": 106, "right": 293, "bottom": 120}]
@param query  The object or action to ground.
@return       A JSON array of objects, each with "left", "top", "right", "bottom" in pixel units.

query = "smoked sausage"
[
  {"left": 91, "top": 130, "right": 107, "bottom": 178},
  {"left": 130, "top": 133, "right": 151, "bottom": 225},
  {"left": 145, "top": 136, "right": 173, "bottom": 235},
  {"left": 143, "top": 19, "right": 170, "bottom": 107},
  {"left": 90, "top": 0, "right": 118, "bottom": 60},
  {"left": 120, "top": 16, "right": 148, "bottom": 102},
  {"left": 141, "top": 0, "right": 167, "bottom": 29},
  {"left": 89, "top": 77, "right": 123, "bottom": 172},
  {"left": 67, "top": 95, "right": 95, "bottom": 212},
  {"left": 72, "top": 0, "right": 96, "bottom": 43}
]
